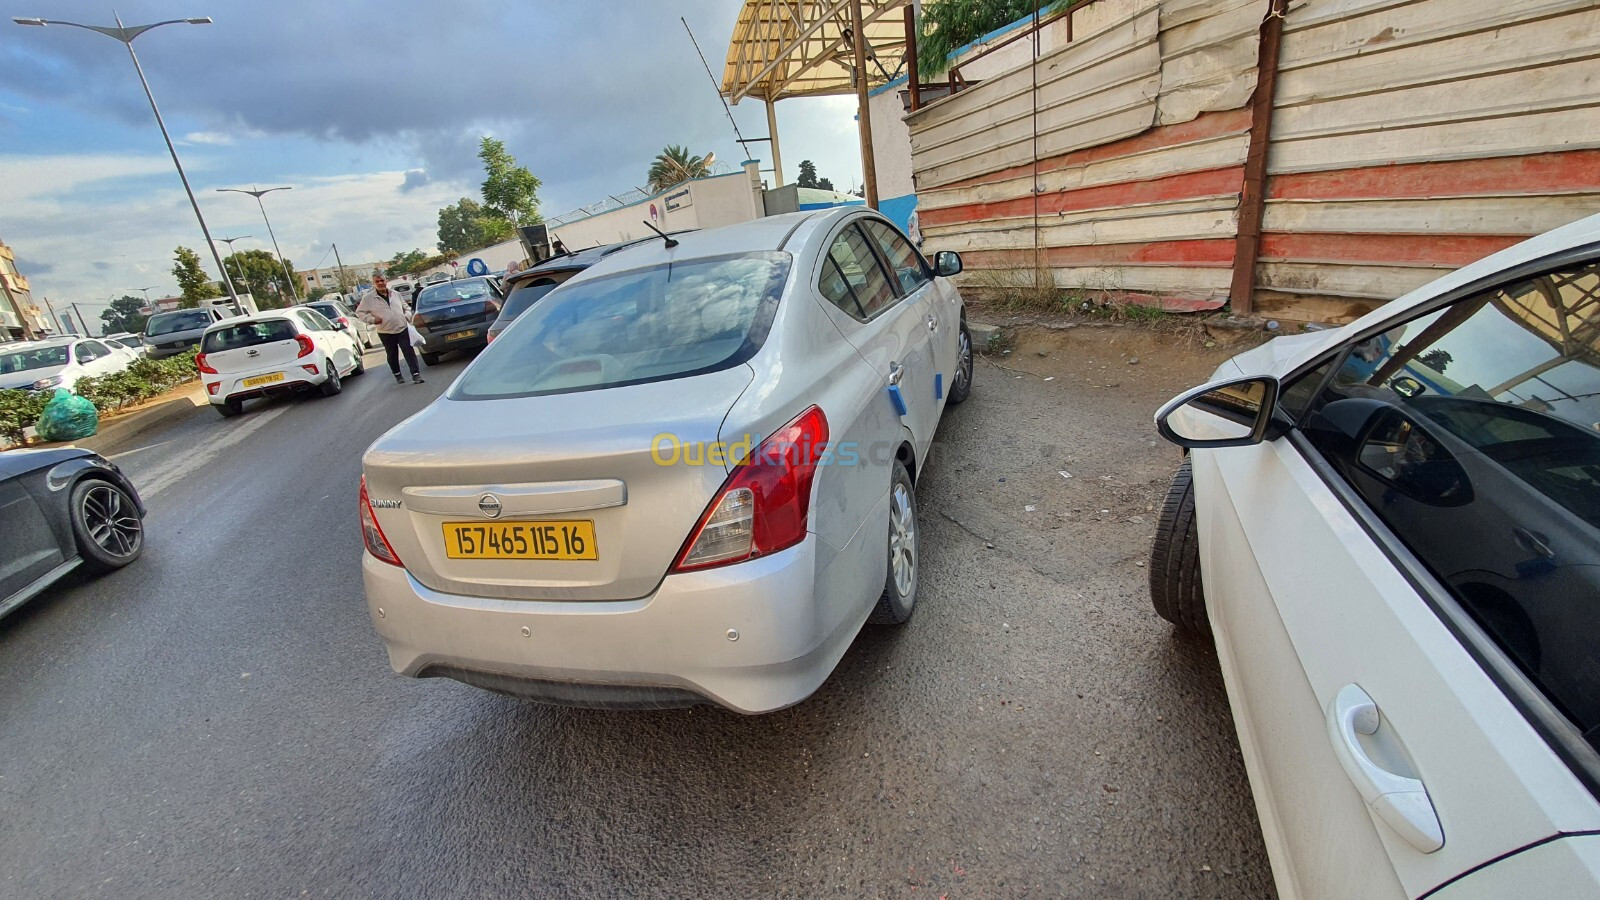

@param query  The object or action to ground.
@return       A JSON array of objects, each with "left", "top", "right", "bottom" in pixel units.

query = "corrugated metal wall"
[{"left": 904, "top": 0, "right": 1600, "bottom": 323}]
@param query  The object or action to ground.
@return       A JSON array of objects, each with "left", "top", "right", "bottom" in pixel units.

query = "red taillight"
[
  {"left": 207, "top": 382, "right": 220, "bottom": 395},
  {"left": 196, "top": 352, "right": 217, "bottom": 374},
  {"left": 485, "top": 330, "right": 496, "bottom": 344},
  {"left": 671, "top": 406, "right": 828, "bottom": 572},
  {"left": 359, "top": 476, "right": 403, "bottom": 567},
  {"left": 295, "top": 334, "right": 315, "bottom": 358}
]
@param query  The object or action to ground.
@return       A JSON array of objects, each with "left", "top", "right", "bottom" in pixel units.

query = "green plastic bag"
[{"left": 35, "top": 388, "right": 98, "bottom": 442}]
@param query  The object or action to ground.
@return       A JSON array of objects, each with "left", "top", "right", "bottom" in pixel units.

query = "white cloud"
[{"left": 181, "top": 131, "right": 235, "bottom": 146}]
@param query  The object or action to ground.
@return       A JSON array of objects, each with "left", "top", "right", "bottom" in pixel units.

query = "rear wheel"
[
  {"left": 69, "top": 478, "right": 143, "bottom": 573},
  {"left": 1149, "top": 458, "right": 1210, "bottom": 637},
  {"left": 318, "top": 357, "right": 343, "bottom": 396},
  {"left": 421, "top": 352, "right": 441, "bottom": 367},
  {"left": 350, "top": 350, "right": 365, "bottom": 376},
  {"left": 215, "top": 398, "right": 242, "bottom": 418},
  {"left": 869, "top": 461, "right": 919, "bottom": 625}
]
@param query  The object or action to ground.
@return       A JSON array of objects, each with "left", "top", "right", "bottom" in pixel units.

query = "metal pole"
[
  {"left": 215, "top": 236, "right": 251, "bottom": 303},
  {"left": 115, "top": 13, "right": 240, "bottom": 307},
  {"left": 905, "top": 5, "right": 921, "bottom": 112},
  {"left": 850, "top": 0, "right": 879, "bottom": 208},
  {"left": 765, "top": 98, "right": 785, "bottom": 187},
  {"left": 40, "top": 296, "right": 62, "bottom": 335},
  {"left": 253, "top": 191, "right": 300, "bottom": 303},
  {"left": 70, "top": 302, "right": 91, "bottom": 335},
  {"left": 332, "top": 242, "right": 348, "bottom": 295}
]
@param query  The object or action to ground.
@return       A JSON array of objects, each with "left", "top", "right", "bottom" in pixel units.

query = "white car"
[
  {"left": 1150, "top": 211, "right": 1600, "bottom": 898},
  {"left": 196, "top": 308, "right": 364, "bottom": 418},
  {"left": 0, "top": 336, "right": 141, "bottom": 392}
]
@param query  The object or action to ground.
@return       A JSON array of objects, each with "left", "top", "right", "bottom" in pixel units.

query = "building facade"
[
  {"left": 299, "top": 262, "right": 384, "bottom": 296},
  {"left": 0, "top": 239, "right": 47, "bottom": 340}
]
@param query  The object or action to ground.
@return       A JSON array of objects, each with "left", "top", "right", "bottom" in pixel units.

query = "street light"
[
  {"left": 217, "top": 186, "right": 299, "bottom": 303},
  {"left": 213, "top": 234, "right": 253, "bottom": 300},
  {"left": 134, "top": 285, "right": 159, "bottom": 306},
  {"left": 13, "top": 14, "right": 241, "bottom": 309}
]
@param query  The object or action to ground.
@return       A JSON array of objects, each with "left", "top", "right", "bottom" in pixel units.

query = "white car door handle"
[
  {"left": 926, "top": 313, "right": 938, "bottom": 332},
  {"left": 1327, "top": 684, "right": 1445, "bottom": 853},
  {"left": 887, "top": 361, "right": 904, "bottom": 386}
]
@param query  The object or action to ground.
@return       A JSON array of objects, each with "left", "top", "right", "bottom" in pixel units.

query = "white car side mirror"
[{"left": 1155, "top": 375, "right": 1281, "bottom": 449}]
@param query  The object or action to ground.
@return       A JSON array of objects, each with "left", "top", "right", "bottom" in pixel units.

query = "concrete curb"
[{"left": 28, "top": 381, "right": 208, "bottom": 458}]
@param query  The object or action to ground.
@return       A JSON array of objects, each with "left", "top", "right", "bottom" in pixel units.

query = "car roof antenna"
[{"left": 642, "top": 220, "right": 679, "bottom": 249}]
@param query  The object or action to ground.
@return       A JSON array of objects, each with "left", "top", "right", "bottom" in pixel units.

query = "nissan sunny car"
[
  {"left": 360, "top": 208, "right": 974, "bottom": 713},
  {"left": 1149, "top": 212, "right": 1600, "bottom": 898}
]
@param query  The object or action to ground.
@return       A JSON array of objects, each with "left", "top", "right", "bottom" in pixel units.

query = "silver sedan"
[{"left": 360, "top": 208, "right": 974, "bottom": 713}]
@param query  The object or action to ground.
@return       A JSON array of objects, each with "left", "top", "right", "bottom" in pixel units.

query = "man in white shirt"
[{"left": 355, "top": 272, "right": 424, "bottom": 385}]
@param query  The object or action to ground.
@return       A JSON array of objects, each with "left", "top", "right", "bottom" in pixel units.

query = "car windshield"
[
  {"left": 201, "top": 319, "right": 297, "bottom": 352},
  {"left": 416, "top": 280, "right": 492, "bottom": 312},
  {"left": 454, "top": 252, "right": 788, "bottom": 400},
  {"left": 497, "top": 278, "right": 564, "bottom": 322},
  {"left": 0, "top": 344, "right": 70, "bottom": 374},
  {"left": 147, "top": 310, "right": 213, "bottom": 336}
]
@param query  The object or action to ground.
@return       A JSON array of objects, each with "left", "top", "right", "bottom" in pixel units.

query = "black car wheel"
[
  {"left": 70, "top": 479, "right": 143, "bottom": 573},
  {"left": 215, "top": 398, "right": 243, "bottom": 418},
  {"left": 318, "top": 357, "right": 343, "bottom": 396},
  {"left": 1149, "top": 458, "right": 1210, "bottom": 637},
  {"left": 421, "top": 352, "right": 442, "bottom": 367},
  {"left": 948, "top": 319, "right": 974, "bottom": 405},
  {"left": 869, "top": 461, "right": 919, "bottom": 625}
]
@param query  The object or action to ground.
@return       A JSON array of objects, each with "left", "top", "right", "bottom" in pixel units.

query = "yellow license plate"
[
  {"left": 442, "top": 520, "right": 598, "bottom": 560},
  {"left": 242, "top": 372, "right": 285, "bottom": 388},
  {"left": 446, "top": 330, "right": 474, "bottom": 341}
]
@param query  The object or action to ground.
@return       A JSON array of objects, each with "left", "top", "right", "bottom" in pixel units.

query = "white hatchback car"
[
  {"left": 0, "top": 336, "right": 141, "bottom": 392},
  {"left": 197, "top": 308, "right": 364, "bottom": 418},
  {"left": 1151, "top": 212, "right": 1600, "bottom": 898},
  {"left": 360, "top": 209, "right": 973, "bottom": 713}
]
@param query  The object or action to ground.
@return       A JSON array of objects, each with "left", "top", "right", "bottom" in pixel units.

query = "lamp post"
[
  {"left": 217, "top": 187, "right": 299, "bottom": 303},
  {"left": 134, "top": 285, "right": 159, "bottom": 306},
  {"left": 214, "top": 234, "right": 253, "bottom": 301},
  {"left": 13, "top": 14, "right": 241, "bottom": 308}
]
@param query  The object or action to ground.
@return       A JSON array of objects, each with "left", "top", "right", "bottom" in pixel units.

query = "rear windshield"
[
  {"left": 0, "top": 344, "right": 70, "bottom": 374},
  {"left": 453, "top": 252, "right": 789, "bottom": 400},
  {"left": 498, "top": 277, "right": 564, "bottom": 321},
  {"left": 416, "top": 279, "right": 494, "bottom": 312},
  {"left": 201, "top": 319, "right": 297, "bottom": 353},
  {"left": 309, "top": 302, "right": 343, "bottom": 319},
  {"left": 146, "top": 310, "right": 214, "bottom": 336}
]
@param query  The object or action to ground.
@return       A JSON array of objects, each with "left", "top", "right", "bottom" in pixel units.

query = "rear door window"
[
  {"left": 1302, "top": 258, "right": 1600, "bottom": 747},
  {"left": 202, "top": 319, "right": 298, "bottom": 352},
  {"left": 861, "top": 219, "right": 930, "bottom": 296},
  {"left": 821, "top": 223, "right": 898, "bottom": 319},
  {"left": 454, "top": 252, "right": 789, "bottom": 399}
]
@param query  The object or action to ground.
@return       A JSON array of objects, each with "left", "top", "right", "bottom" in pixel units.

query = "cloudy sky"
[{"left": 0, "top": 0, "right": 865, "bottom": 317}]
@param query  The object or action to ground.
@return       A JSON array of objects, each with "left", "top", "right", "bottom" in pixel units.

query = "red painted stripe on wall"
[
  {"left": 1259, "top": 232, "right": 1526, "bottom": 266},
  {"left": 929, "top": 108, "right": 1254, "bottom": 193},
  {"left": 964, "top": 239, "right": 1237, "bottom": 269},
  {"left": 920, "top": 167, "right": 1244, "bottom": 228},
  {"left": 1268, "top": 150, "right": 1600, "bottom": 201}
]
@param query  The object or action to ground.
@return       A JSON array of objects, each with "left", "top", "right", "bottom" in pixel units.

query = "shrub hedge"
[{"left": 0, "top": 350, "right": 200, "bottom": 448}]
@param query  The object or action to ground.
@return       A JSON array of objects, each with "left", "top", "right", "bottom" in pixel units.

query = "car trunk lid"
[
  {"left": 363, "top": 366, "right": 753, "bottom": 601},
  {"left": 201, "top": 320, "right": 305, "bottom": 373}
]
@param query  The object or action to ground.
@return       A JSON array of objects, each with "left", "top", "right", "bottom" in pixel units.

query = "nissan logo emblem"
[{"left": 478, "top": 494, "right": 503, "bottom": 518}]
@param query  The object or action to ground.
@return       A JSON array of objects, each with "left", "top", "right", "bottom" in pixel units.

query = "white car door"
[
  {"left": 1183, "top": 251, "right": 1600, "bottom": 898},
  {"left": 296, "top": 308, "right": 354, "bottom": 373}
]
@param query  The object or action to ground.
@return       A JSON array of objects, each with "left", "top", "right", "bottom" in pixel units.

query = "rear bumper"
[
  {"left": 417, "top": 323, "right": 488, "bottom": 354},
  {"left": 205, "top": 363, "right": 327, "bottom": 404},
  {"left": 363, "top": 536, "right": 859, "bottom": 714}
]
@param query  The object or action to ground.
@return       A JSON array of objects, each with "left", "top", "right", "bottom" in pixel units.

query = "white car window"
[
  {"left": 1301, "top": 258, "right": 1600, "bottom": 748},
  {"left": 821, "top": 224, "right": 898, "bottom": 320},
  {"left": 77, "top": 340, "right": 109, "bottom": 361},
  {"left": 861, "top": 219, "right": 930, "bottom": 296}
]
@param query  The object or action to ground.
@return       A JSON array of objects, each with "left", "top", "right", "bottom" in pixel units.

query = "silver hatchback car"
[{"left": 360, "top": 209, "right": 974, "bottom": 713}]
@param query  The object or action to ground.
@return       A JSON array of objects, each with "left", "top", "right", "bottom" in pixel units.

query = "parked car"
[
  {"left": 0, "top": 336, "right": 141, "bottom": 392},
  {"left": 419, "top": 272, "right": 451, "bottom": 287},
  {"left": 307, "top": 298, "right": 378, "bottom": 350},
  {"left": 410, "top": 276, "right": 504, "bottom": 365},
  {"left": 1149, "top": 211, "right": 1600, "bottom": 898},
  {"left": 144, "top": 307, "right": 229, "bottom": 359},
  {"left": 360, "top": 208, "right": 974, "bottom": 713},
  {"left": 487, "top": 236, "right": 689, "bottom": 344},
  {"left": 0, "top": 447, "right": 144, "bottom": 620},
  {"left": 196, "top": 307, "right": 364, "bottom": 418},
  {"left": 104, "top": 332, "right": 147, "bottom": 355}
]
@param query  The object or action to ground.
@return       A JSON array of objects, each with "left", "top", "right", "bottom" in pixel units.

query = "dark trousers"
[{"left": 379, "top": 330, "right": 420, "bottom": 376}]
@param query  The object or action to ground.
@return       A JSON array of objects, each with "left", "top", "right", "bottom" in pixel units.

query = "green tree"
[
  {"left": 479, "top": 136, "right": 544, "bottom": 226},
  {"left": 171, "top": 245, "right": 221, "bottom": 308},
  {"left": 307, "top": 286, "right": 331, "bottom": 302},
  {"left": 223, "top": 249, "right": 296, "bottom": 306},
  {"left": 437, "top": 198, "right": 515, "bottom": 256},
  {"left": 817, "top": 176, "right": 835, "bottom": 192},
  {"left": 100, "top": 295, "right": 149, "bottom": 334},
  {"left": 386, "top": 248, "right": 430, "bottom": 276},
  {"left": 918, "top": 0, "right": 1074, "bottom": 76},
  {"left": 796, "top": 159, "right": 819, "bottom": 188},
  {"left": 646, "top": 145, "right": 716, "bottom": 194}
]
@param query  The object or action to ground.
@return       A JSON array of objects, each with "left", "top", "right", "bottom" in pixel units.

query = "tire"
[
  {"left": 1149, "top": 457, "right": 1210, "bottom": 637},
  {"left": 421, "top": 352, "right": 441, "bottom": 367},
  {"left": 869, "top": 461, "right": 919, "bottom": 625},
  {"left": 350, "top": 350, "right": 365, "bottom": 376},
  {"left": 215, "top": 398, "right": 242, "bottom": 418},
  {"left": 318, "top": 356, "right": 343, "bottom": 396},
  {"left": 947, "top": 319, "right": 974, "bottom": 405},
  {"left": 69, "top": 478, "right": 143, "bottom": 574}
]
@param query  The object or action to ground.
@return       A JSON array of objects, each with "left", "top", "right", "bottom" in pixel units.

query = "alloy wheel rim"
[
  {"left": 954, "top": 328, "right": 972, "bottom": 394},
  {"left": 889, "top": 482, "right": 917, "bottom": 598},
  {"left": 83, "top": 484, "right": 141, "bottom": 558}
]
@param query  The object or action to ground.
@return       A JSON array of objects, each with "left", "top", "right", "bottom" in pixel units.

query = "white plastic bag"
[{"left": 406, "top": 324, "right": 426, "bottom": 347}]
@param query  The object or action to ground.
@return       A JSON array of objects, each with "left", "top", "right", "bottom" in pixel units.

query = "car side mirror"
[
  {"left": 332, "top": 321, "right": 347, "bottom": 331},
  {"left": 1155, "top": 376, "right": 1281, "bottom": 448},
  {"left": 934, "top": 250, "right": 963, "bottom": 277},
  {"left": 1309, "top": 399, "right": 1473, "bottom": 507}
]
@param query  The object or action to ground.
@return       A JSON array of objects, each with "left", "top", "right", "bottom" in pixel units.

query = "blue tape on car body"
[
  {"left": 935, "top": 372, "right": 943, "bottom": 400},
  {"left": 887, "top": 384, "right": 908, "bottom": 417}
]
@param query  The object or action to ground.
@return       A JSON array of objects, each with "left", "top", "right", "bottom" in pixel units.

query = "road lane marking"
[{"left": 136, "top": 405, "right": 293, "bottom": 499}]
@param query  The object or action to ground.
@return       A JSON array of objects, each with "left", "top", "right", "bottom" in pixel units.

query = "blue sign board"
[{"left": 466, "top": 258, "right": 489, "bottom": 276}]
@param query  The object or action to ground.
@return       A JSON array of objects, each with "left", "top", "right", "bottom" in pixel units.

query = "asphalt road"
[{"left": 0, "top": 329, "right": 1274, "bottom": 898}]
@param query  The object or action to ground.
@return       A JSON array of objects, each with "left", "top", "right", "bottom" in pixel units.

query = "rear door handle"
[
  {"left": 887, "top": 361, "right": 904, "bottom": 385},
  {"left": 926, "top": 313, "right": 939, "bottom": 332},
  {"left": 1327, "top": 684, "right": 1444, "bottom": 853}
]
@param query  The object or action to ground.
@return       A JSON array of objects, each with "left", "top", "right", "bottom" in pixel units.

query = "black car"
[
  {"left": 0, "top": 448, "right": 144, "bottom": 619},
  {"left": 410, "top": 276, "right": 504, "bottom": 366},
  {"left": 486, "top": 235, "right": 691, "bottom": 344}
]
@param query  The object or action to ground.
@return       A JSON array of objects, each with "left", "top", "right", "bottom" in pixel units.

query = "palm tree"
[{"left": 646, "top": 145, "right": 716, "bottom": 194}]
